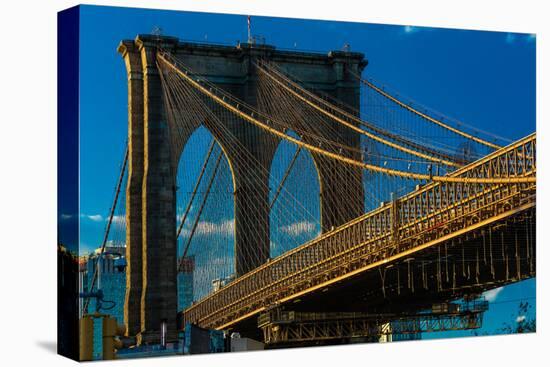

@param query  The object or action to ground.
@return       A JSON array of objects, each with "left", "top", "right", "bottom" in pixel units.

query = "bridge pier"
[
  {"left": 119, "top": 36, "right": 180, "bottom": 343},
  {"left": 233, "top": 160, "right": 271, "bottom": 275},
  {"left": 318, "top": 60, "right": 364, "bottom": 229},
  {"left": 119, "top": 41, "right": 144, "bottom": 338}
]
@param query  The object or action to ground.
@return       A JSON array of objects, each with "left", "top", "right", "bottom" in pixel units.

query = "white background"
[{"left": 0, "top": 0, "right": 548, "bottom": 365}]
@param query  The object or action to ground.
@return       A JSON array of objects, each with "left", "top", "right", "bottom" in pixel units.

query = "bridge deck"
[{"left": 182, "top": 133, "right": 536, "bottom": 330}]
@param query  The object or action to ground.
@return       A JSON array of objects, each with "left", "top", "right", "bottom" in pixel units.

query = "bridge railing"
[
  {"left": 182, "top": 126, "right": 535, "bottom": 329},
  {"left": 398, "top": 133, "right": 535, "bottom": 229}
]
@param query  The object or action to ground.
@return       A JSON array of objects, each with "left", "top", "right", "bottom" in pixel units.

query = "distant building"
[
  {"left": 178, "top": 256, "right": 195, "bottom": 311},
  {"left": 79, "top": 245, "right": 126, "bottom": 323},
  {"left": 211, "top": 274, "right": 235, "bottom": 292},
  {"left": 80, "top": 247, "right": 196, "bottom": 321}
]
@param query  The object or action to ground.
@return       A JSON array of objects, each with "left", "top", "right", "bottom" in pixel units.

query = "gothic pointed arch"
[{"left": 175, "top": 125, "right": 236, "bottom": 304}]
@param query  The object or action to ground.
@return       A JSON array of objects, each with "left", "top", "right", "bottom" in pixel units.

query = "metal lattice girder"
[{"left": 260, "top": 301, "right": 488, "bottom": 344}]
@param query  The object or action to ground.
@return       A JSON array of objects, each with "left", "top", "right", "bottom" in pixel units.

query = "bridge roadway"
[{"left": 182, "top": 133, "right": 536, "bottom": 333}]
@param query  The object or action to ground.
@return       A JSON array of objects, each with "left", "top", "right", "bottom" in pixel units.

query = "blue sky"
[{"left": 66, "top": 5, "right": 536, "bottom": 336}]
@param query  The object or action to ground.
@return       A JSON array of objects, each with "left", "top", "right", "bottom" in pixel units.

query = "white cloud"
[
  {"left": 280, "top": 221, "right": 317, "bottom": 237},
  {"left": 404, "top": 25, "right": 418, "bottom": 34},
  {"left": 526, "top": 34, "right": 536, "bottom": 42},
  {"left": 61, "top": 214, "right": 73, "bottom": 220},
  {"left": 505, "top": 33, "right": 516, "bottom": 44},
  {"left": 516, "top": 315, "right": 526, "bottom": 323},
  {"left": 197, "top": 219, "right": 234, "bottom": 236},
  {"left": 180, "top": 219, "right": 234, "bottom": 238},
  {"left": 111, "top": 215, "right": 125, "bottom": 225},
  {"left": 80, "top": 214, "right": 104, "bottom": 222},
  {"left": 483, "top": 286, "right": 504, "bottom": 302}
]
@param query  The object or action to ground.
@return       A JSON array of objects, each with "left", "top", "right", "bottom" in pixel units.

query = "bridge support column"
[
  {"left": 119, "top": 40, "right": 144, "bottom": 338},
  {"left": 233, "top": 162, "right": 271, "bottom": 275},
  {"left": 137, "top": 37, "right": 178, "bottom": 344},
  {"left": 316, "top": 57, "right": 364, "bottom": 230},
  {"left": 119, "top": 36, "right": 179, "bottom": 344},
  {"left": 317, "top": 156, "right": 364, "bottom": 230}
]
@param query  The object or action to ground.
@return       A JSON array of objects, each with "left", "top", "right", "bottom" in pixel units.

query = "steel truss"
[{"left": 259, "top": 300, "right": 489, "bottom": 345}]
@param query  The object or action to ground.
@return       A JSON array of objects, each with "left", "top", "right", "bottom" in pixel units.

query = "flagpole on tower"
[{"left": 247, "top": 15, "right": 252, "bottom": 43}]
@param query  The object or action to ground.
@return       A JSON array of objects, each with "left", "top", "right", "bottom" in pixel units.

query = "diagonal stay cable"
[
  {"left": 256, "top": 61, "right": 460, "bottom": 168},
  {"left": 262, "top": 61, "right": 461, "bottom": 164},
  {"left": 269, "top": 146, "right": 302, "bottom": 210}
]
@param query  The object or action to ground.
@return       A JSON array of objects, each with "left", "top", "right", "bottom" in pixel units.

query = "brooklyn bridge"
[{"left": 82, "top": 34, "right": 536, "bottom": 350}]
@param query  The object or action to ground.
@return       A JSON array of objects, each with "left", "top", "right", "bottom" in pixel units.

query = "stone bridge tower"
[{"left": 118, "top": 34, "right": 367, "bottom": 344}]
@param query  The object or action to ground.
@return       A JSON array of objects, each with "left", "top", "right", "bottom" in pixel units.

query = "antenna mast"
[{"left": 247, "top": 15, "right": 252, "bottom": 43}]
